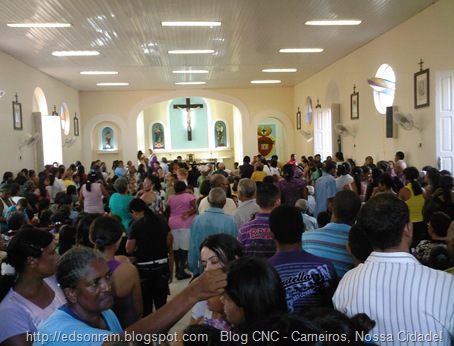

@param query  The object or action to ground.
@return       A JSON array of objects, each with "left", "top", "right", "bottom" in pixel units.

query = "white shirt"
[
  {"left": 333, "top": 251, "right": 454, "bottom": 346},
  {"left": 198, "top": 196, "right": 237, "bottom": 216}
]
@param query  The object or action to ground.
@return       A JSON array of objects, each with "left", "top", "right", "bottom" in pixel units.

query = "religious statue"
[
  {"left": 153, "top": 124, "right": 164, "bottom": 149},
  {"left": 216, "top": 122, "right": 225, "bottom": 147},
  {"left": 105, "top": 130, "right": 111, "bottom": 149},
  {"left": 173, "top": 98, "right": 203, "bottom": 141}
]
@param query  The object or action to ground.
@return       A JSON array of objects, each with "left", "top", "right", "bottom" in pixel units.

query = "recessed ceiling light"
[
  {"left": 168, "top": 50, "right": 215, "bottom": 54},
  {"left": 162, "top": 21, "right": 221, "bottom": 27},
  {"left": 7, "top": 23, "right": 71, "bottom": 28},
  {"left": 172, "top": 70, "right": 209, "bottom": 74},
  {"left": 81, "top": 71, "right": 118, "bottom": 75},
  {"left": 175, "top": 82, "right": 206, "bottom": 85},
  {"left": 251, "top": 80, "right": 281, "bottom": 84},
  {"left": 305, "top": 20, "right": 362, "bottom": 26},
  {"left": 262, "top": 68, "right": 297, "bottom": 73},
  {"left": 96, "top": 83, "right": 129, "bottom": 86},
  {"left": 52, "top": 51, "right": 100, "bottom": 57},
  {"left": 279, "top": 48, "right": 323, "bottom": 53}
]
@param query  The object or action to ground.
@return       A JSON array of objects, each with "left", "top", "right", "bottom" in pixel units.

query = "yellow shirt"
[
  {"left": 404, "top": 183, "right": 424, "bottom": 223},
  {"left": 251, "top": 171, "right": 268, "bottom": 182}
]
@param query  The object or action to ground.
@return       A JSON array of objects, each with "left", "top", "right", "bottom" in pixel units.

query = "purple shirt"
[
  {"left": 237, "top": 212, "right": 276, "bottom": 259},
  {"left": 277, "top": 177, "right": 306, "bottom": 206}
]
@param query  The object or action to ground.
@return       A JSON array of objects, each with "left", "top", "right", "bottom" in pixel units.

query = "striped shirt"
[
  {"left": 302, "top": 223, "right": 354, "bottom": 278},
  {"left": 333, "top": 252, "right": 454, "bottom": 346}
]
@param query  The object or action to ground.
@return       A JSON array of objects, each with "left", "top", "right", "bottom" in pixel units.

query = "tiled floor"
[{"left": 167, "top": 274, "right": 193, "bottom": 335}]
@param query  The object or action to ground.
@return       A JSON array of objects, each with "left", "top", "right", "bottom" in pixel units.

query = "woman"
[
  {"left": 34, "top": 175, "right": 50, "bottom": 201},
  {"left": 239, "top": 156, "right": 254, "bottom": 179},
  {"left": 398, "top": 166, "right": 427, "bottom": 245},
  {"left": 90, "top": 216, "right": 142, "bottom": 328},
  {"left": 423, "top": 167, "right": 440, "bottom": 199},
  {"left": 153, "top": 161, "right": 164, "bottom": 181},
  {"left": 0, "top": 229, "right": 65, "bottom": 345},
  {"left": 166, "top": 181, "right": 196, "bottom": 280},
  {"left": 423, "top": 175, "right": 454, "bottom": 221},
  {"left": 189, "top": 234, "right": 243, "bottom": 328},
  {"left": 79, "top": 172, "right": 110, "bottom": 214},
  {"left": 371, "top": 173, "right": 397, "bottom": 198},
  {"left": 108, "top": 178, "right": 134, "bottom": 232},
  {"left": 221, "top": 257, "right": 287, "bottom": 329},
  {"left": 250, "top": 163, "right": 268, "bottom": 183},
  {"left": 136, "top": 174, "right": 162, "bottom": 214},
  {"left": 277, "top": 164, "right": 307, "bottom": 206},
  {"left": 137, "top": 150, "right": 148, "bottom": 168},
  {"left": 37, "top": 247, "right": 226, "bottom": 345},
  {"left": 126, "top": 198, "right": 172, "bottom": 315},
  {"left": 335, "top": 162, "right": 354, "bottom": 192},
  {"left": 0, "top": 183, "right": 14, "bottom": 232}
]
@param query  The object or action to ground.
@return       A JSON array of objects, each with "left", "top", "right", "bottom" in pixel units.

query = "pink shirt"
[
  {"left": 167, "top": 193, "right": 196, "bottom": 230},
  {"left": 81, "top": 183, "right": 105, "bottom": 213}
]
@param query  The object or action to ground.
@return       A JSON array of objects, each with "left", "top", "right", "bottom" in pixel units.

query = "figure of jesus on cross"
[{"left": 173, "top": 98, "right": 203, "bottom": 141}]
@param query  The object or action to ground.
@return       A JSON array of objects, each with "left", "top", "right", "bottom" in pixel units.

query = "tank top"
[
  {"left": 405, "top": 183, "right": 424, "bottom": 223},
  {"left": 107, "top": 259, "right": 138, "bottom": 329}
]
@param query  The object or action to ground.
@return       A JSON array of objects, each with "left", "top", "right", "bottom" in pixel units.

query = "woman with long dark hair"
[
  {"left": 126, "top": 198, "right": 172, "bottom": 315},
  {"left": 398, "top": 166, "right": 426, "bottom": 245},
  {"left": 0, "top": 229, "right": 65, "bottom": 344},
  {"left": 79, "top": 172, "right": 110, "bottom": 214},
  {"left": 277, "top": 164, "right": 306, "bottom": 206}
]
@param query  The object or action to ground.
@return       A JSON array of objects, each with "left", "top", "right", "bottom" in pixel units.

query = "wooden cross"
[
  {"left": 173, "top": 98, "right": 204, "bottom": 141},
  {"left": 418, "top": 59, "right": 424, "bottom": 71}
]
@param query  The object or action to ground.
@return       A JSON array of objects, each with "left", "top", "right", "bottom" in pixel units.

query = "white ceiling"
[{"left": 0, "top": 0, "right": 437, "bottom": 91}]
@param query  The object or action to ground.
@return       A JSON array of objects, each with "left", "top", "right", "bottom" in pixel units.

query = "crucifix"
[{"left": 173, "top": 98, "right": 203, "bottom": 141}]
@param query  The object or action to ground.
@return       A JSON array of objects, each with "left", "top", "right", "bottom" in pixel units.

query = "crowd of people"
[{"left": 0, "top": 148, "right": 453, "bottom": 345}]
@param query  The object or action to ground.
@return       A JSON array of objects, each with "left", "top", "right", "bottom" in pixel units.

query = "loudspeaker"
[{"left": 386, "top": 106, "right": 398, "bottom": 138}]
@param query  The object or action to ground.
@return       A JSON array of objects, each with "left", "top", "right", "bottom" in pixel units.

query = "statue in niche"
[
  {"left": 215, "top": 121, "right": 226, "bottom": 147},
  {"left": 102, "top": 127, "right": 114, "bottom": 150},
  {"left": 153, "top": 123, "right": 165, "bottom": 149}
]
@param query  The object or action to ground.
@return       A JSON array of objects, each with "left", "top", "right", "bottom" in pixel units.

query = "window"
[{"left": 371, "top": 64, "right": 396, "bottom": 114}]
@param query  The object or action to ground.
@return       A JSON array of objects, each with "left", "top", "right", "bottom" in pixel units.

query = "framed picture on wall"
[
  {"left": 74, "top": 114, "right": 80, "bottom": 136},
  {"left": 414, "top": 68, "right": 429, "bottom": 108},
  {"left": 13, "top": 101, "right": 23, "bottom": 130},
  {"left": 296, "top": 108, "right": 302, "bottom": 129},
  {"left": 351, "top": 92, "right": 359, "bottom": 120}
]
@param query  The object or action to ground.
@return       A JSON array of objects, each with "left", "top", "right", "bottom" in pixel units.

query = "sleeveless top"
[
  {"left": 81, "top": 183, "right": 104, "bottom": 213},
  {"left": 405, "top": 183, "right": 424, "bottom": 223},
  {"left": 107, "top": 259, "right": 138, "bottom": 329}
]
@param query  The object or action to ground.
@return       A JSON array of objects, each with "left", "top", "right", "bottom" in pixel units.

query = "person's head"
[
  {"left": 199, "top": 234, "right": 243, "bottom": 271},
  {"left": 428, "top": 211, "right": 451, "bottom": 238},
  {"left": 335, "top": 151, "right": 344, "bottom": 162},
  {"left": 207, "top": 187, "right": 226, "bottom": 209},
  {"left": 347, "top": 224, "right": 373, "bottom": 265},
  {"left": 256, "top": 183, "right": 281, "bottom": 210},
  {"left": 199, "top": 179, "right": 211, "bottom": 197},
  {"left": 357, "top": 194, "right": 410, "bottom": 251},
  {"left": 174, "top": 180, "right": 187, "bottom": 194},
  {"left": 376, "top": 160, "right": 389, "bottom": 173},
  {"left": 5, "top": 228, "right": 56, "bottom": 276},
  {"left": 377, "top": 173, "right": 395, "bottom": 192},
  {"left": 324, "top": 161, "right": 337, "bottom": 175},
  {"left": 270, "top": 205, "right": 305, "bottom": 245},
  {"left": 281, "top": 164, "right": 295, "bottom": 180},
  {"left": 255, "top": 163, "right": 264, "bottom": 171},
  {"left": 76, "top": 213, "right": 102, "bottom": 248},
  {"left": 394, "top": 159, "right": 407, "bottom": 175},
  {"left": 294, "top": 198, "right": 309, "bottom": 214},
  {"left": 89, "top": 216, "right": 124, "bottom": 252},
  {"left": 237, "top": 178, "right": 256, "bottom": 201},
  {"left": 317, "top": 211, "right": 331, "bottom": 228},
  {"left": 210, "top": 174, "right": 229, "bottom": 190},
  {"left": 7, "top": 211, "right": 26, "bottom": 231},
  {"left": 113, "top": 177, "right": 128, "bottom": 194},
  {"left": 14, "top": 198, "right": 28, "bottom": 212},
  {"left": 222, "top": 257, "right": 287, "bottom": 325},
  {"left": 128, "top": 198, "right": 149, "bottom": 220},
  {"left": 58, "top": 225, "right": 77, "bottom": 256},
  {"left": 0, "top": 183, "right": 12, "bottom": 198},
  {"left": 395, "top": 151, "right": 405, "bottom": 162},
  {"left": 364, "top": 156, "right": 374, "bottom": 166},
  {"left": 243, "top": 156, "right": 251, "bottom": 164},
  {"left": 332, "top": 190, "right": 361, "bottom": 225},
  {"left": 56, "top": 247, "right": 112, "bottom": 312},
  {"left": 177, "top": 168, "right": 188, "bottom": 182}
]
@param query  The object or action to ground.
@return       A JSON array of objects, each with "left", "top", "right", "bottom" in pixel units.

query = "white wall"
[{"left": 294, "top": 0, "right": 454, "bottom": 169}]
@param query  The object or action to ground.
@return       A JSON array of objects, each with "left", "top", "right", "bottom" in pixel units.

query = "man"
[
  {"left": 268, "top": 205, "right": 337, "bottom": 314},
  {"left": 314, "top": 161, "right": 337, "bottom": 217},
  {"left": 333, "top": 194, "right": 454, "bottom": 346},
  {"left": 198, "top": 174, "right": 237, "bottom": 215},
  {"left": 232, "top": 178, "right": 260, "bottom": 228},
  {"left": 237, "top": 183, "right": 280, "bottom": 259},
  {"left": 148, "top": 149, "right": 157, "bottom": 173},
  {"left": 334, "top": 151, "right": 344, "bottom": 166},
  {"left": 160, "top": 157, "right": 169, "bottom": 176},
  {"left": 114, "top": 160, "right": 127, "bottom": 178},
  {"left": 302, "top": 190, "right": 361, "bottom": 278},
  {"left": 295, "top": 199, "right": 317, "bottom": 232},
  {"left": 188, "top": 188, "right": 238, "bottom": 276},
  {"left": 212, "top": 162, "right": 228, "bottom": 177}
]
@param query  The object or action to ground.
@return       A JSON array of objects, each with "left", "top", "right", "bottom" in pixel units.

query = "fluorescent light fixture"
[
  {"left": 52, "top": 51, "right": 100, "bottom": 57},
  {"left": 172, "top": 70, "right": 209, "bottom": 74},
  {"left": 168, "top": 50, "right": 215, "bottom": 54},
  {"left": 262, "top": 68, "right": 297, "bottom": 73},
  {"left": 175, "top": 82, "right": 206, "bottom": 85},
  {"left": 251, "top": 80, "right": 281, "bottom": 84},
  {"left": 7, "top": 23, "right": 71, "bottom": 28},
  {"left": 305, "top": 20, "right": 361, "bottom": 26},
  {"left": 96, "top": 82, "right": 129, "bottom": 86},
  {"left": 279, "top": 48, "right": 323, "bottom": 53},
  {"left": 80, "top": 71, "right": 118, "bottom": 75},
  {"left": 162, "top": 21, "right": 221, "bottom": 27}
]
